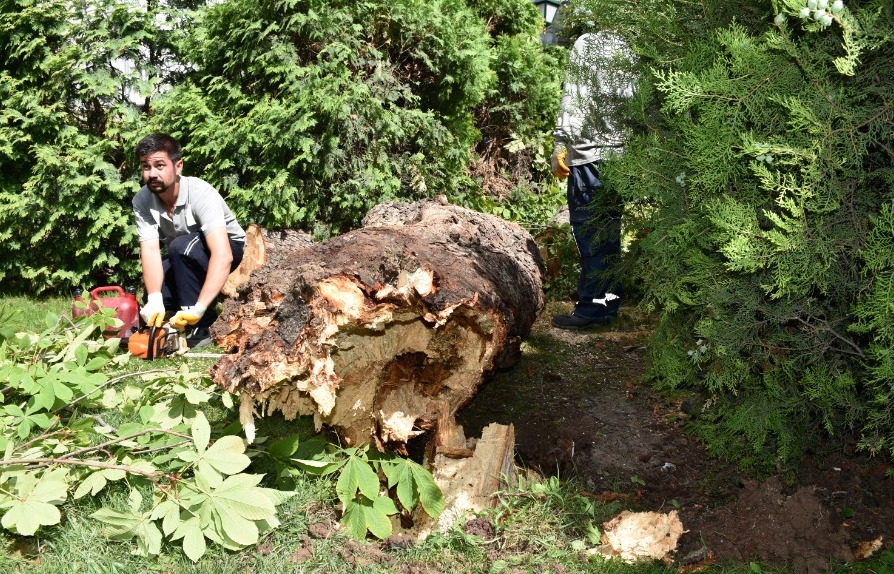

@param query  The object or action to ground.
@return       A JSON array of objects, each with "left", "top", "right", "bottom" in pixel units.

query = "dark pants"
[
  {"left": 567, "top": 162, "right": 622, "bottom": 319},
  {"left": 159, "top": 232, "right": 245, "bottom": 328}
]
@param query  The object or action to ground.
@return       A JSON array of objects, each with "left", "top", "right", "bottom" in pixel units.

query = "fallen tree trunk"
[{"left": 210, "top": 200, "right": 544, "bottom": 451}]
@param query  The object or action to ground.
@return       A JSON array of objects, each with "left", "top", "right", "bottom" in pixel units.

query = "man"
[
  {"left": 133, "top": 133, "right": 246, "bottom": 347},
  {"left": 550, "top": 31, "right": 636, "bottom": 330}
]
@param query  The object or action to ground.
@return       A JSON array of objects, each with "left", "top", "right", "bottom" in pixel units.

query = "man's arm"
[
  {"left": 138, "top": 239, "right": 167, "bottom": 326},
  {"left": 140, "top": 239, "right": 165, "bottom": 295},
  {"left": 195, "top": 227, "right": 233, "bottom": 309}
]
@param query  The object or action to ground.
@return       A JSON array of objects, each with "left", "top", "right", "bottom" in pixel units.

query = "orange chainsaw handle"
[{"left": 128, "top": 324, "right": 169, "bottom": 360}]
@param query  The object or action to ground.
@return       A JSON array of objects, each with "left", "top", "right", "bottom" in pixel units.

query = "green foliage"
[
  {"left": 462, "top": 0, "right": 565, "bottom": 212},
  {"left": 570, "top": 0, "right": 894, "bottom": 469},
  {"left": 0, "top": 0, "right": 149, "bottom": 294},
  {"left": 0, "top": 311, "right": 296, "bottom": 560},
  {"left": 1, "top": 0, "right": 561, "bottom": 290},
  {"left": 291, "top": 443, "right": 444, "bottom": 540},
  {"left": 0, "top": 307, "right": 446, "bottom": 559},
  {"left": 853, "top": 199, "right": 894, "bottom": 458},
  {"left": 149, "top": 0, "right": 495, "bottom": 234}
]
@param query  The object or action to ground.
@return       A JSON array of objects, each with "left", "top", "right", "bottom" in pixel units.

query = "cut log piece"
[
  {"left": 210, "top": 200, "right": 544, "bottom": 450},
  {"left": 410, "top": 422, "right": 517, "bottom": 537}
]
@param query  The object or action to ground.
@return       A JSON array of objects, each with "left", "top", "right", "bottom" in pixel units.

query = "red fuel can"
[{"left": 84, "top": 285, "right": 141, "bottom": 339}]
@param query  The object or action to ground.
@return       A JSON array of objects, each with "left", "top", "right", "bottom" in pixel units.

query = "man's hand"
[
  {"left": 170, "top": 303, "right": 207, "bottom": 330},
  {"left": 551, "top": 146, "right": 570, "bottom": 181},
  {"left": 140, "top": 293, "right": 166, "bottom": 328}
]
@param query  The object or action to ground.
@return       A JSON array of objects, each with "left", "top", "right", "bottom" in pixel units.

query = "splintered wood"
[{"left": 210, "top": 200, "right": 544, "bottom": 452}]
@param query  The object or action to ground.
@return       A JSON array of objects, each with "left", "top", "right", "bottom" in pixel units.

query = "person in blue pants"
[
  {"left": 550, "top": 31, "right": 636, "bottom": 330},
  {"left": 132, "top": 133, "right": 246, "bottom": 347}
]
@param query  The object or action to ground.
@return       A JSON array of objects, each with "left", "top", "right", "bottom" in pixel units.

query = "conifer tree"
[
  {"left": 0, "top": 0, "right": 199, "bottom": 293},
  {"left": 567, "top": 0, "right": 894, "bottom": 469}
]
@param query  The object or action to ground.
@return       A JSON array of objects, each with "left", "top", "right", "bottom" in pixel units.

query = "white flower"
[
  {"left": 807, "top": 0, "right": 818, "bottom": 8},
  {"left": 831, "top": 0, "right": 844, "bottom": 13},
  {"left": 774, "top": 13, "right": 786, "bottom": 25},
  {"left": 814, "top": 8, "right": 827, "bottom": 19},
  {"left": 799, "top": 6, "right": 812, "bottom": 18},
  {"left": 821, "top": 13, "right": 834, "bottom": 26}
]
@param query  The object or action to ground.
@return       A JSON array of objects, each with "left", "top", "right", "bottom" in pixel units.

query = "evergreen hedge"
[
  {"left": 567, "top": 0, "right": 894, "bottom": 469},
  {"left": 0, "top": 0, "right": 560, "bottom": 291}
]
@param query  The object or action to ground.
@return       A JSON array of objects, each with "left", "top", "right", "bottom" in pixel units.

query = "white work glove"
[
  {"left": 140, "top": 293, "right": 166, "bottom": 328},
  {"left": 170, "top": 302, "right": 207, "bottom": 330}
]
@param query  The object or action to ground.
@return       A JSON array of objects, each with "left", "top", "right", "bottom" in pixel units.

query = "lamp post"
[
  {"left": 532, "top": 0, "right": 561, "bottom": 25},
  {"left": 533, "top": 0, "right": 562, "bottom": 45}
]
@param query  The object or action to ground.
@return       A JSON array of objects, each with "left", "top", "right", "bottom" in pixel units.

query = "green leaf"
[
  {"left": 73, "top": 467, "right": 127, "bottom": 500},
  {"left": 396, "top": 473, "right": 418, "bottom": 513},
  {"left": 373, "top": 494, "right": 399, "bottom": 516},
  {"left": 342, "top": 495, "right": 395, "bottom": 540},
  {"left": 342, "top": 500, "right": 368, "bottom": 540},
  {"left": 214, "top": 503, "right": 259, "bottom": 546},
  {"left": 91, "top": 504, "right": 162, "bottom": 556},
  {"left": 184, "top": 386, "right": 211, "bottom": 405},
  {"left": 74, "top": 344, "right": 88, "bottom": 366},
  {"left": 336, "top": 455, "right": 380, "bottom": 505},
  {"left": 268, "top": 435, "right": 301, "bottom": 459},
  {"left": 381, "top": 457, "right": 443, "bottom": 518},
  {"left": 1, "top": 499, "right": 62, "bottom": 535},
  {"left": 85, "top": 355, "right": 110, "bottom": 371},
  {"left": 191, "top": 411, "right": 211, "bottom": 453},
  {"left": 177, "top": 517, "right": 207, "bottom": 562},
  {"left": 410, "top": 462, "right": 444, "bottom": 519},
  {"left": 138, "top": 520, "right": 163, "bottom": 556},
  {"left": 74, "top": 471, "right": 107, "bottom": 499},
  {"left": 211, "top": 474, "right": 277, "bottom": 520},
  {"left": 90, "top": 507, "right": 140, "bottom": 539},
  {"left": 200, "top": 435, "right": 251, "bottom": 477},
  {"left": 151, "top": 500, "right": 181, "bottom": 537}
]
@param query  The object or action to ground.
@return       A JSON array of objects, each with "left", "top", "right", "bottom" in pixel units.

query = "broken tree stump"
[
  {"left": 210, "top": 200, "right": 545, "bottom": 450},
  {"left": 221, "top": 223, "right": 314, "bottom": 298},
  {"left": 419, "top": 422, "right": 517, "bottom": 535}
]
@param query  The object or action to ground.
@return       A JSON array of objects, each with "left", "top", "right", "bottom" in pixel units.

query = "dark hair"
[{"left": 135, "top": 133, "right": 183, "bottom": 162}]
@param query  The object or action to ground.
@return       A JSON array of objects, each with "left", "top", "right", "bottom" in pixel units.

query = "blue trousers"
[
  {"left": 159, "top": 232, "right": 245, "bottom": 328},
  {"left": 567, "top": 162, "right": 622, "bottom": 319}
]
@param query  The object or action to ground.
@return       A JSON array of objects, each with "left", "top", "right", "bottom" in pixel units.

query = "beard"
[{"left": 146, "top": 178, "right": 166, "bottom": 195}]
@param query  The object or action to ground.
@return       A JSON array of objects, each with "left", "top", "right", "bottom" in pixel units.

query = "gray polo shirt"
[
  {"left": 554, "top": 31, "right": 637, "bottom": 166},
  {"left": 133, "top": 176, "right": 246, "bottom": 247}
]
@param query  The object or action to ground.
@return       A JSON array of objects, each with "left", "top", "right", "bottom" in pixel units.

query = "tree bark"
[{"left": 210, "top": 200, "right": 544, "bottom": 450}]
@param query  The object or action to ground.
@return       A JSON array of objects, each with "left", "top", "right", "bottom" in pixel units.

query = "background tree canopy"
[{"left": 0, "top": 0, "right": 562, "bottom": 291}]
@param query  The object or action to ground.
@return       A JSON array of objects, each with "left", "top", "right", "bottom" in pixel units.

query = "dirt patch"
[{"left": 456, "top": 304, "right": 894, "bottom": 572}]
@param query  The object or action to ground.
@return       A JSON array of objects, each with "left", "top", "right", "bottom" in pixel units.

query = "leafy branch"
[{"left": 0, "top": 308, "right": 446, "bottom": 560}]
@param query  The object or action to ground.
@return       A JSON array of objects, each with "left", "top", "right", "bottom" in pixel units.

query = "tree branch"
[
  {"left": 0, "top": 457, "right": 163, "bottom": 479},
  {"left": 795, "top": 316, "right": 865, "bottom": 359},
  {"left": 58, "top": 368, "right": 179, "bottom": 412},
  {"left": 56, "top": 429, "right": 191, "bottom": 461}
]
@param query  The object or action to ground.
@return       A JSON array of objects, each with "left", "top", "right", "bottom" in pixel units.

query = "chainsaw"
[{"left": 126, "top": 323, "right": 187, "bottom": 360}]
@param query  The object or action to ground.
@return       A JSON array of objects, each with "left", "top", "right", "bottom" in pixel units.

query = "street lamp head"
[{"left": 533, "top": 0, "right": 562, "bottom": 25}]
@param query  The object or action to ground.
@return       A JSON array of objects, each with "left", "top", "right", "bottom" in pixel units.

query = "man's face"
[{"left": 139, "top": 151, "right": 183, "bottom": 196}]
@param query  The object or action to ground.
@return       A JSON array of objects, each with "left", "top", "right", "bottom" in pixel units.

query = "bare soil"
[{"left": 456, "top": 304, "right": 894, "bottom": 573}]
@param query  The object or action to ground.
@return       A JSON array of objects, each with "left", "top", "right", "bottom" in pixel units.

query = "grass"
[
  {"left": 0, "top": 295, "right": 71, "bottom": 333},
  {"left": 1, "top": 296, "right": 892, "bottom": 574}
]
